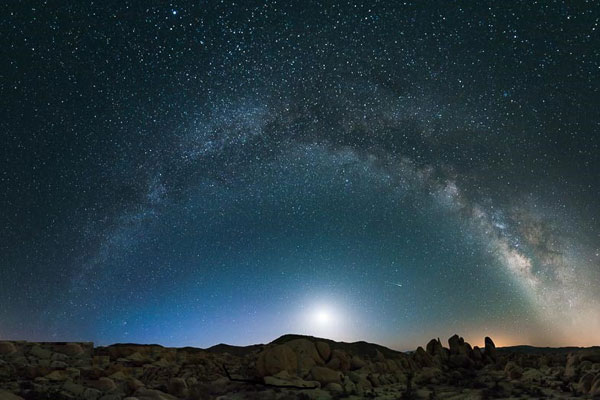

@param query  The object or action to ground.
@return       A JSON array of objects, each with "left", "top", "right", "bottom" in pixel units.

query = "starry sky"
[{"left": 1, "top": 1, "right": 599, "bottom": 350}]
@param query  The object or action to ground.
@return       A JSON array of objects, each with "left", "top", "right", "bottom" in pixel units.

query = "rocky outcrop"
[
  {"left": 349, "top": 355, "right": 367, "bottom": 370},
  {"left": 484, "top": 336, "right": 497, "bottom": 361},
  {"left": 0, "top": 343, "right": 17, "bottom": 356},
  {"left": 0, "top": 336, "right": 598, "bottom": 399},
  {"left": 326, "top": 349, "right": 351, "bottom": 372},
  {"left": 425, "top": 338, "right": 443, "bottom": 356},
  {"left": 448, "top": 334, "right": 472, "bottom": 355},
  {"left": 504, "top": 360, "right": 523, "bottom": 379},
  {"left": 166, "top": 377, "right": 187, "bottom": 398},
  {"left": 412, "top": 346, "right": 434, "bottom": 368},
  {"left": 285, "top": 338, "right": 323, "bottom": 377},
  {"left": 263, "top": 370, "right": 320, "bottom": 388},
  {"left": 315, "top": 341, "right": 331, "bottom": 362},
  {"left": 309, "top": 366, "right": 342, "bottom": 385},
  {"left": 255, "top": 344, "right": 297, "bottom": 377},
  {"left": 591, "top": 374, "right": 600, "bottom": 396}
]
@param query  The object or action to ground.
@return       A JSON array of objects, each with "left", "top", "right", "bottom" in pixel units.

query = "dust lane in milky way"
[{"left": 1, "top": 1, "right": 599, "bottom": 349}]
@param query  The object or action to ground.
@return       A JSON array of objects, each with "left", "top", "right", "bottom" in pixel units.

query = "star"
[{"left": 1, "top": 0, "right": 598, "bottom": 349}]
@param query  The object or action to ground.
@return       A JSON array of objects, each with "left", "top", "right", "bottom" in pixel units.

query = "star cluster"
[{"left": 1, "top": 1, "right": 599, "bottom": 349}]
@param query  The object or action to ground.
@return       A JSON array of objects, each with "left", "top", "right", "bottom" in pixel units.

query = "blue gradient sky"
[{"left": 1, "top": 1, "right": 599, "bottom": 349}]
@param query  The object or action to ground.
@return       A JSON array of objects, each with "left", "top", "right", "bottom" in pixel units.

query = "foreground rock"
[{"left": 0, "top": 335, "right": 598, "bottom": 399}]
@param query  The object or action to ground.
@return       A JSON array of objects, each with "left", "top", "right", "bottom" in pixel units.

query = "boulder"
[
  {"left": 124, "top": 352, "right": 150, "bottom": 365},
  {"left": 66, "top": 367, "right": 80, "bottom": 379},
  {"left": 504, "top": 361, "right": 523, "bottom": 380},
  {"left": 448, "top": 334, "right": 472, "bottom": 356},
  {"left": 521, "top": 368, "right": 544, "bottom": 384},
  {"left": 341, "top": 375, "right": 356, "bottom": 394},
  {"left": 93, "top": 377, "right": 117, "bottom": 392},
  {"left": 413, "top": 346, "right": 434, "bottom": 367},
  {"left": 324, "top": 382, "right": 343, "bottom": 393},
  {"left": 309, "top": 366, "right": 342, "bottom": 385},
  {"left": 167, "top": 377, "right": 188, "bottom": 398},
  {"left": 263, "top": 370, "right": 319, "bottom": 388},
  {"left": 348, "top": 372, "right": 372, "bottom": 395},
  {"left": 426, "top": 339, "right": 449, "bottom": 364},
  {"left": 581, "top": 360, "right": 593, "bottom": 372},
  {"left": 134, "top": 388, "right": 178, "bottom": 400},
  {"left": 83, "top": 388, "right": 103, "bottom": 400},
  {"left": 484, "top": 337, "right": 497, "bottom": 361},
  {"left": 0, "top": 359, "right": 13, "bottom": 378},
  {"left": 367, "top": 373, "right": 381, "bottom": 387},
  {"left": 591, "top": 374, "right": 600, "bottom": 396},
  {"left": 326, "top": 350, "right": 350, "bottom": 372},
  {"left": 347, "top": 371, "right": 363, "bottom": 383},
  {"left": 538, "top": 355, "right": 550, "bottom": 368},
  {"left": 578, "top": 372, "right": 595, "bottom": 393},
  {"left": 286, "top": 339, "right": 323, "bottom": 376},
  {"left": 448, "top": 334, "right": 462, "bottom": 354},
  {"left": 108, "top": 371, "right": 129, "bottom": 381},
  {"left": 355, "top": 378, "right": 372, "bottom": 396},
  {"left": 63, "top": 381, "right": 86, "bottom": 396},
  {"left": 50, "top": 360, "right": 68, "bottom": 369},
  {"left": 19, "top": 365, "right": 50, "bottom": 379},
  {"left": 414, "top": 367, "right": 443, "bottom": 384},
  {"left": 185, "top": 377, "right": 197, "bottom": 387},
  {"left": 45, "top": 370, "right": 71, "bottom": 381},
  {"left": 151, "top": 358, "right": 172, "bottom": 368},
  {"left": 350, "top": 355, "right": 367, "bottom": 370},
  {"left": 127, "top": 378, "right": 145, "bottom": 392},
  {"left": 29, "top": 346, "right": 52, "bottom": 359},
  {"left": 56, "top": 343, "right": 84, "bottom": 357},
  {"left": 38, "top": 359, "right": 51, "bottom": 367},
  {"left": 286, "top": 339, "right": 321, "bottom": 362},
  {"left": 0, "top": 342, "right": 17, "bottom": 356},
  {"left": 449, "top": 354, "right": 473, "bottom": 368},
  {"left": 52, "top": 352, "right": 69, "bottom": 361},
  {"left": 471, "top": 346, "right": 483, "bottom": 362},
  {"left": 106, "top": 345, "right": 141, "bottom": 360},
  {"left": 256, "top": 344, "right": 297, "bottom": 377},
  {"left": 195, "top": 376, "right": 231, "bottom": 396},
  {"left": 10, "top": 356, "right": 27, "bottom": 367},
  {"left": 316, "top": 342, "right": 331, "bottom": 362},
  {"left": 385, "top": 358, "right": 401, "bottom": 372},
  {"left": 0, "top": 390, "right": 24, "bottom": 400},
  {"left": 93, "top": 356, "right": 110, "bottom": 369},
  {"left": 565, "top": 353, "right": 580, "bottom": 379},
  {"left": 426, "top": 338, "right": 444, "bottom": 356}
]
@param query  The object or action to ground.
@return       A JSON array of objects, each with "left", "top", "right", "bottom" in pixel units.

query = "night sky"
[{"left": 1, "top": 1, "right": 599, "bottom": 350}]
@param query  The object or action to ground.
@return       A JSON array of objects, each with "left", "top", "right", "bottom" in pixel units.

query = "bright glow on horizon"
[
  {"left": 315, "top": 309, "right": 331, "bottom": 325},
  {"left": 295, "top": 300, "right": 351, "bottom": 341}
]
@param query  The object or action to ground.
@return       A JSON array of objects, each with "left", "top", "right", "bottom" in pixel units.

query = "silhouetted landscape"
[{"left": 2, "top": 334, "right": 600, "bottom": 399}]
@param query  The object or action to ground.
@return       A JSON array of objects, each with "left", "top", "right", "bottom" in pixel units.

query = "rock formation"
[{"left": 0, "top": 335, "right": 599, "bottom": 399}]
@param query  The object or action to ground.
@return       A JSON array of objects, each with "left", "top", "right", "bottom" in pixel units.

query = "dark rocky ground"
[{"left": 1, "top": 334, "right": 600, "bottom": 399}]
